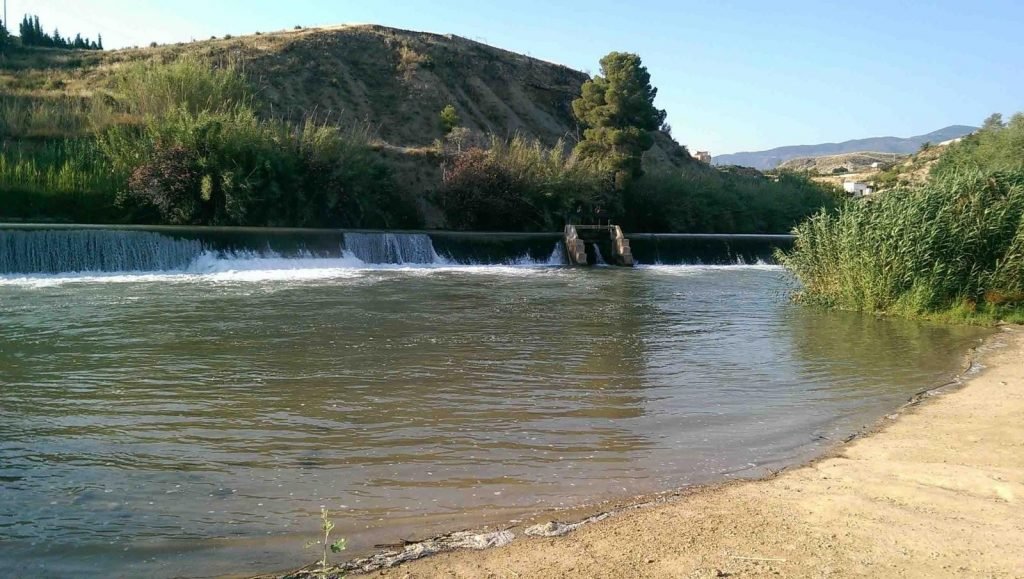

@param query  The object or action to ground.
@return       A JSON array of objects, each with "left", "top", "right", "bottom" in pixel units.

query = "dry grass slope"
[
  {"left": 778, "top": 151, "right": 906, "bottom": 174},
  {"left": 2, "top": 25, "right": 598, "bottom": 148},
  {"left": 0, "top": 24, "right": 692, "bottom": 192}
]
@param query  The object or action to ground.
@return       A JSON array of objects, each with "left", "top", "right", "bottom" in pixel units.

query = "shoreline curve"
[{"left": 274, "top": 326, "right": 1022, "bottom": 578}]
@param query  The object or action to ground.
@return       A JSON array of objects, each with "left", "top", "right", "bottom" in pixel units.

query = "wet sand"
[{"left": 366, "top": 326, "right": 1024, "bottom": 578}]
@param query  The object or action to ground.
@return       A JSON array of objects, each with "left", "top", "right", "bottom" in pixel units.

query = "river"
[{"left": 0, "top": 227, "right": 989, "bottom": 577}]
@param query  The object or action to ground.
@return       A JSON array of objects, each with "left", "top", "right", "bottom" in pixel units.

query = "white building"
[{"left": 843, "top": 181, "right": 873, "bottom": 197}]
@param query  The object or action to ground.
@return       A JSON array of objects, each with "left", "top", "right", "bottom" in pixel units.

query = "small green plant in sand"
[{"left": 304, "top": 507, "right": 347, "bottom": 578}]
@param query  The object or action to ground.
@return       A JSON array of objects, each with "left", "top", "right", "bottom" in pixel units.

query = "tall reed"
[
  {"left": 0, "top": 94, "right": 98, "bottom": 138},
  {"left": 111, "top": 55, "right": 253, "bottom": 119},
  {"left": 0, "top": 140, "right": 121, "bottom": 221},
  {"left": 779, "top": 169, "right": 1024, "bottom": 320}
]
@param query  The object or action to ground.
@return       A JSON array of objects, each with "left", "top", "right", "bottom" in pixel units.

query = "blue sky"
[{"left": 4, "top": 0, "right": 1021, "bottom": 154}]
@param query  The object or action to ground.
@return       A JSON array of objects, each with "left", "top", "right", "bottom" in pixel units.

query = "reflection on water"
[{"left": 0, "top": 265, "right": 989, "bottom": 577}]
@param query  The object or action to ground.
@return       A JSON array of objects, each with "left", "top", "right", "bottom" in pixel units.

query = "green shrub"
[
  {"left": 622, "top": 168, "right": 838, "bottom": 233},
  {"left": 932, "top": 113, "right": 1024, "bottom": 175},
  {"left": 439, "top": 104, "right": 458, "bottom": 135},
  {"left": 101, "top": 108, "right": 417, "bottom": 228},
  {"left": 779, "top": 169, "right": 1024, "bottom": 319},
  {"left": 0, "top": 139, "right": 121, "bottom": 221},
  {"left": 110, "top": 55, "right": 252, "bottom": 120},
  {"left": 2, "top": 55, "right": 419, "bottom": 228},
  {"left": 438, "top": 135, "right": 608, "bottom": 230},
  {"left": 0, "top": 94, "right": 98, "bottom": 138}
]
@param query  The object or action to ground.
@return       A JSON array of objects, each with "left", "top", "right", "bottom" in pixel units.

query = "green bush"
[
  {"left": 0, "top": 94, "right": 99, "bottom": 138},
  {"left": 622, "top": 168, "right": 838, "bottom": 233},
  {"left": 0, "top": 139, "right": 121, "bottom": 221},
  {"left": 439, "top": 104, "right": 458, "bottom": 134},
  {"left": 101, "top": 108, "right": 417, "bottom": 228},
  {"left": 2, "top": 55, "right": 420, "bottom": 228},
  {"left": 437, "top": 135, "right": 608, "bottom": 230},
  {"left": 779, "top": 169, "right": 1024, "bottom": 320},
  {"left": 932, "top": 113, "right": 1024, "bottom": 175},
  {"left": 110, "top": 56, "right": 253, "bottom": 120}
]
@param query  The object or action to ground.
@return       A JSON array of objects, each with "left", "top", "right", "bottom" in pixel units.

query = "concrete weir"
[{"left": 564, "top": 224, "right": 634, "bottom": 267}]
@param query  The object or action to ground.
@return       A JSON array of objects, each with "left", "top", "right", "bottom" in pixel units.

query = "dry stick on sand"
[{"left": 728, "top": 555, "right": 788, "bottom": 562}]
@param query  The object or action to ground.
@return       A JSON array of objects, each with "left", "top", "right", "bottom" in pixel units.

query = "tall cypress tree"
[
  {"left": 15, "top": 14, "right": 105, "bottom": 51},
  {"left": 0, "top": 19, "right": 9, "bottom": 51},
  {"left": 20, "top": 15, "right": 34, "bottom": 46}
]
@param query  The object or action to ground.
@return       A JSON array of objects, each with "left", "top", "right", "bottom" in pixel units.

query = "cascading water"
[
  {"left": 546, "top": 242, "right": 566, "bottom": 266},
  {"left": 0, "top": 226, "right": 788, "bottom": 277},
  {"left": 343, "top": 232, "right": 445, "bottom": 265},
  {"left": 0, "top": 229, "right": 206, "bottom": 274}
]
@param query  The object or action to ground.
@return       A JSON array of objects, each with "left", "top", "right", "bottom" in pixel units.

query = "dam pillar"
[
  {"left": 564, "top": 224, "right": 634, "bottom": 267},
  {"left": 564, "top": 225, "right": 588, "bottom": 265}
]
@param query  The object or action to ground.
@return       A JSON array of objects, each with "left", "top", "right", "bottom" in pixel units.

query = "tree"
[
  {"left": 572, "top": 52, "right": 666, "bottom": 187},
  {"left": 0, "top": 19, "right": 9, "bottom": 51},
  {"left": 981, "top": 113, "right": 1005, "bottom": 132},
  {"left": 439, "top": 104, "right": 459, "bottom": 135},
  {"left": 19, "top": 15, "right": 35, "bottom": 45},
  {"left": 33, "top": 16, "right": 44, "bottom": 46},
  {"left": 14, "top": 14, "right": 102, "bottom": 50}
]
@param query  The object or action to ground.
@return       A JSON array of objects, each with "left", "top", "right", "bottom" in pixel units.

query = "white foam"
[
  {"left": 637, "top": 262, "right": 784, "bottom": 275},
  {"left": 0, "top": 249, "right": 568, "bottom": 287},
  {"left": 0, "top": 239, "right": 783, "bottom": 287}
]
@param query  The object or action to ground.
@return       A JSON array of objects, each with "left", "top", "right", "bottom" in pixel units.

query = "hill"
[
  {"left": 0, "top": 24, "right": 688, "bottom": 166},
  {"left": 714, "top": 125, "right": 976, "bottom": 169},
  {"left": 778, "top": 151, "right": 907, "bottom": 174},
  {"left": 1, "top": 24, "right": 838, "bottom": 233}
]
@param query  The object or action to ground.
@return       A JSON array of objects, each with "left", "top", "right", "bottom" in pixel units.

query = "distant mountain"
[{"left": 713, "top": 125, "right": 977, "bottom": 170}]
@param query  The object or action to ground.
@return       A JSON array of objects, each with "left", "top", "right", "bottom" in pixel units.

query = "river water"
[{"left": 0, "top": 229, "right": 989, "bottom": 577}]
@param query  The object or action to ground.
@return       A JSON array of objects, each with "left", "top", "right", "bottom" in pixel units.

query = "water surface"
[{"left": 0, "top": 259, "right": 988, "bottom": 577}]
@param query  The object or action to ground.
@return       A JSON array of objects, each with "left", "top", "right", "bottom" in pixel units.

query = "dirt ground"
[{"left": 378, "top": 327, "right": 1024, "bottom": 578}]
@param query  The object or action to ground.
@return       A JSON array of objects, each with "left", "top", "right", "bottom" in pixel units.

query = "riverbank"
[{"left": 344, "top": 326, "right": 1023, "bottom": 578}]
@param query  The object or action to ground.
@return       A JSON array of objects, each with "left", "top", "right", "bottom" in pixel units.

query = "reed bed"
[
  {"left": 0, "top": 94, "right": 99, "bottom": 138},
  {"left": 779, "top": 169, "right": 1024, "bottom": 322}
]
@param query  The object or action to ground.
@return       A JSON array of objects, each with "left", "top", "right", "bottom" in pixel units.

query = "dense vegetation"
[
  {"left": 436, "top": 51, "right": 836, "bottom": 231},
  {"left": 624, "top": 169, "right": 837, "bottom": 234},
  {"left": 437, "top": 135, "right": 608, "bottom": 230},
  {"left": 1, "top": 32, "right": 837, "bottom": 233},
  {"left": 0, "top": 57, "right": 418, "bottom": 227},
  {"left": 17, "top": 15, "right": 103, "bottom": 50},
  {"left": 780, "top": 114, "right": 1024, "bottom": 323}
]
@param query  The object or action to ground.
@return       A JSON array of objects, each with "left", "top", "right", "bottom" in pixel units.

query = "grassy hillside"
[
  {"left": 0, "top": 24, "right": 835, "bottom": 231},
  {"left": 872, "top": 141, "right": 959, "bottom": 190},
  {"left": 777, "top": 151, "right": 907, "bottom": 192},
  {"left": 778, "top": 151, "right": 906, "bottom": 174},
  {"left": 2, "top": 25, "right": 634, "bottom": 150}
]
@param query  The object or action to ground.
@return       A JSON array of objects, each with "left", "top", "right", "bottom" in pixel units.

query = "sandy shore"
[{"left": 354, "top": 326, "right": 1024, "bottom": 578}]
